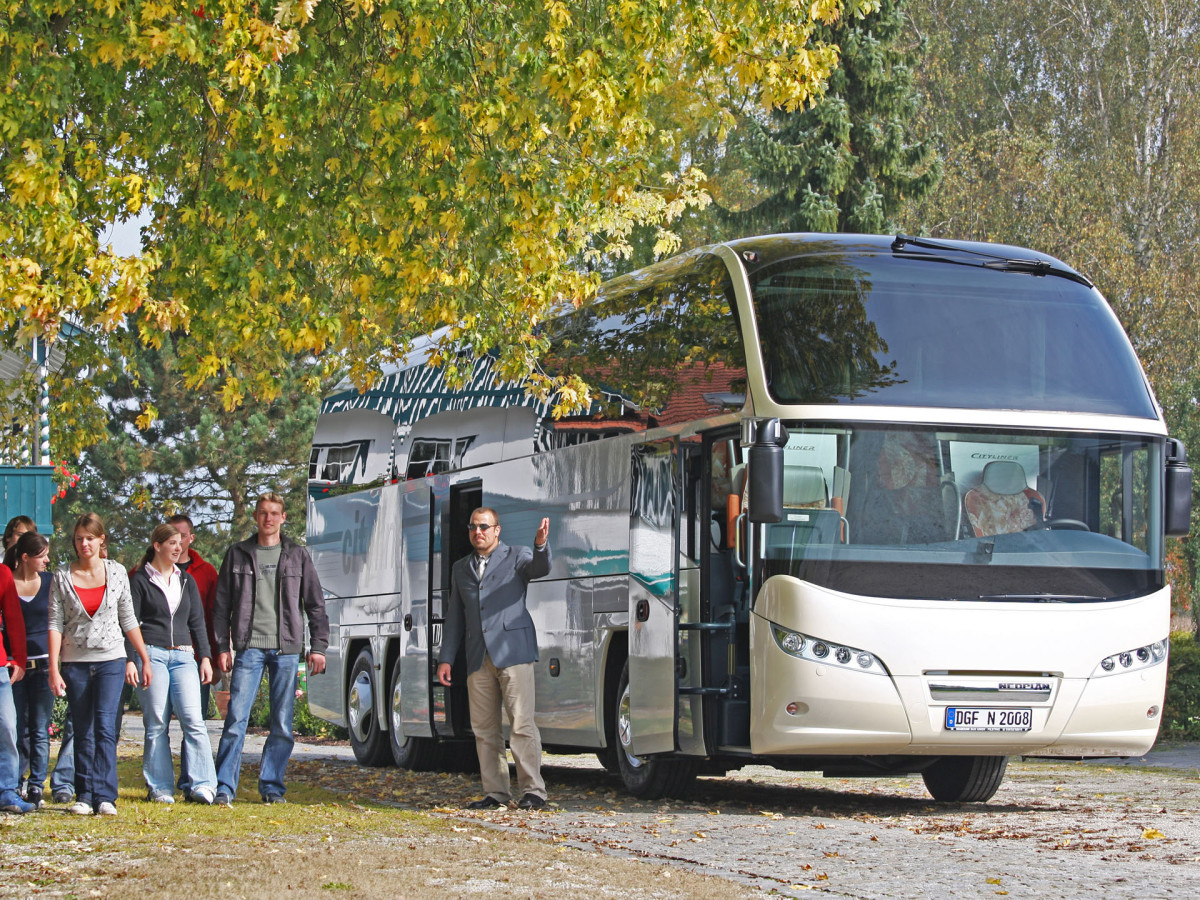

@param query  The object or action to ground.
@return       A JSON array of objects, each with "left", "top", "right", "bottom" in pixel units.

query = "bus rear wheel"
[
  {"left": 613, "top": 659, "right": 698, "bottom": 799},
  {"left": 347, "top": 649, "right": 392, "bottom": 766},
  {"left": 922, "top": 755, "right": 1008, "bottom": 802},
  {"left": 388, "top": 656, "right": 437, "bottom": 770}
]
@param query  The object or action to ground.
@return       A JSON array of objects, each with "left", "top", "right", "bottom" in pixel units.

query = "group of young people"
[
  {"left": 0, "top": 491, "right": 330, "bottom": 817},
  {"left": 3, "top": 495, "right": 557, "bottom": 818}
]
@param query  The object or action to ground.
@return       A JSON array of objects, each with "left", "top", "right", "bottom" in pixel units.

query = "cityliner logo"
[{"left": 971, "top": 452, "right": 1021, "bottom": 461}]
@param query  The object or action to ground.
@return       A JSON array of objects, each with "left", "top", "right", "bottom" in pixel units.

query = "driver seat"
[
  {"left": 964, "top": 460, "right": 1046, "bottom": 537},
  {"left": 783, "top": 466, "right": 828, "bottom": 509}
]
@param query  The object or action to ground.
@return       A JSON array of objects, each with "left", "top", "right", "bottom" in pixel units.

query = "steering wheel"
[{"left": 1030, "top": 518, "right": 1090, "bottom": 532}]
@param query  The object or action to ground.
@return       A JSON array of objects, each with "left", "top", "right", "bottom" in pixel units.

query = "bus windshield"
[
  {"left": 748, "top": 246, "right": 1157, "bottom": 417},
  {"left": 760, "top": 423, "right": 1164, "bottom": 601}
]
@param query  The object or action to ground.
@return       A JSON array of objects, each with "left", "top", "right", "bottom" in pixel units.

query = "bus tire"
[
  {"left": 388, "top": 656, "right": 437, "bottom": 771},
  {"left": 347, "top": 649, "right": 392, "bottom": 767},
  {"left": 614, "top": 659, "right": 698, "bottom": 799},
  {"left": 445, "top": 741, "right": 480, "bottom": 774},
  {"left": 922, "top": 756, "right": 1008, "bottom": 802},
  {"left": 596, "top": 748, "right": 619, "bottom": 774}
]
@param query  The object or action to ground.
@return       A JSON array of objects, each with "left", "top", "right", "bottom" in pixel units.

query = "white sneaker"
[
  {"left": 150, "top": 794, "right": 175, "bottom": 804},
  {"left": 96, "top": 801, "right": 118, "bottom": 816},
  {"left": 68, "top": 801, "right": 93, "bottom": 816},
  {"left": 190, "top": 788, "right": 215, "bottom": 805}
]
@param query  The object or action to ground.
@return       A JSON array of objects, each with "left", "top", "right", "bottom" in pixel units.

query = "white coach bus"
[{"left": 306, "top": 233, "right": 1191, "bottom": 802}]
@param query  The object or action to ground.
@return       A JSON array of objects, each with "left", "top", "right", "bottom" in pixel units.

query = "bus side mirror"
[
  {"left": 1165, "top": 437, "right": 1192, "bottom": 538},
  {"left": 747, "top": 419, "right": 786, "bottom": 524}
]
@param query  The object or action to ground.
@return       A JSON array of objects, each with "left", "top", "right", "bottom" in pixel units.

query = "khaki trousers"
[{"left": 467, "top": 655, "right": 545, "bottom": 802}]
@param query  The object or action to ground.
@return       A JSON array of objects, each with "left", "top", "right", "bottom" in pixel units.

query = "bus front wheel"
[
  {"left": 388, "top": 656, "right": 437, "bottom": 770},
  {"left": 347, "top": 649, "right": 392, "bottom": 766},
  {"left": 613, "top": 660, "right": 698, "bottom": 799},
  {"left": 922, "top": 755, "right": 1008, "bottom": 802}
]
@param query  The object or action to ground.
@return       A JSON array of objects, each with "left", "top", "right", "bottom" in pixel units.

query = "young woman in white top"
[{"left": 128, "top": 523, "right": 217, "bottom": 804}]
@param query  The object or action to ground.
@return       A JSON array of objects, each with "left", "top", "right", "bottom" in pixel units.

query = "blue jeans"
[
  {"left": 137, "top": 647, "right": 217, "bottom": 800},
  {"left": 176, "top": 665, "right": 211, "bottom": 794},
  {"left": 11, "top": 665, "right": 54, "bottom": 790},
  {"left": 61, "top": 659, "right": 126, "bottom": 808},
  {"left": 50, "top": 716, "right": 75, "bottom": 796},
  {"left": 215, "top": 649, "right": 298, "bottom": 800},
  {"left": 0, "top": 667, "right": 21, "bottom": 799}
]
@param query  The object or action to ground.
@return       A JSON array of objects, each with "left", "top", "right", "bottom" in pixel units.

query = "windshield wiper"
[
  {"left": 891, "top": 234, "right": 1093, "bottom": 288},
  {"left": 974, "top": 593, "right": 1100, "bottom": 602},
  {"left": 982, "top": 258, "right": 1050, "bottom": 274}
]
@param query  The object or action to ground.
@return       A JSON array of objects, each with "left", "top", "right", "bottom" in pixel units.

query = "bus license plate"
[{"left": 945, "top": 707, "right": 1032, "bottom": 732}]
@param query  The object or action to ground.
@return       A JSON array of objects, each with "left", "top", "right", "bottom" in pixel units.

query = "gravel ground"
[
  {"left": 124, "top": 717, "right": 1200, "bottom": 899},
  {"left": 520, "top": 756, "right": 1200, "bottom": 898}
]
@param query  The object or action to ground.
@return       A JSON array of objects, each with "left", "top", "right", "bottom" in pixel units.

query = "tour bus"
[{"left": 306, "top": 233, "right": 1191, "bottom": 803}]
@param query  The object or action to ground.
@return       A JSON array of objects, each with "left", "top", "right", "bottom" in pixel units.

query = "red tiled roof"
[{"left": 548, "top": 363, "right": 745, "bottom": 431}]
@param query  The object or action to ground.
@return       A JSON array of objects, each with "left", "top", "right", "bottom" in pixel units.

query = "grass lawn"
[{"left": 0, "top": 753, "right": 755, "bottom": 899}]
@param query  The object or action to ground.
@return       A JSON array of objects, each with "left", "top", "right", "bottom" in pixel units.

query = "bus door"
[
  {"left": 696, "top": 431, "right": 749, "bottom": 750},
  {"left": 428, "top": 480, "right": 482, "bottom": 739},
  {"left": 675, "top": 439, "right": 709, "bottom": 756},
  {"left": 627, "top": 438, "right": 685, "bottom": 756},
  {"left": 398, "top": 486, "right": 434, "bottom": 739}
]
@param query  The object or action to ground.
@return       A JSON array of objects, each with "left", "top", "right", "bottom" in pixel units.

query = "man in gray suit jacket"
[{"left": 437, "top": 508, "right": 551, "bottom": 810}]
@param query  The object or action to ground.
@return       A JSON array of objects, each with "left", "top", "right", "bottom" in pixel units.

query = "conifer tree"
[
  {"left": 56, "top": 333, "right": 322, "bottom": 566},
  {"left": 714, "top": 0, "right": 938, "bottom": 236}
]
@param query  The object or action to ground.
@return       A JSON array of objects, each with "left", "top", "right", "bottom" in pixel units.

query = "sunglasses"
[{"left": 467, "top": 523, "right": 495, "bottom": 532}]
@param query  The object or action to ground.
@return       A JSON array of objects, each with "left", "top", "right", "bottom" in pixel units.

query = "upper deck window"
[{"left": 750, "top": 249, "right": 1157, "bottom": 417}]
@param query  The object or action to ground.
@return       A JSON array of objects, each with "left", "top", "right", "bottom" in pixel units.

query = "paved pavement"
[
  {"left": 1083, "top": 742, "right": 1200, "bottom": 770},
  {"left": 117, "top": 712, "right": 358, "bottom": 762},
  {"left": 118, "top": 711, "right": 1200, "bottom": 771}
]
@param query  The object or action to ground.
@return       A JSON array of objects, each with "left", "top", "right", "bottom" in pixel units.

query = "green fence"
[{"left": 0, "top": 465, "right": 54, "bottom": 535}]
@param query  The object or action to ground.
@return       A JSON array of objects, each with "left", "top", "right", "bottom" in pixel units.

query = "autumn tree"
[{"left": 1, "top": 0, "right": 875, "bottom": 463}]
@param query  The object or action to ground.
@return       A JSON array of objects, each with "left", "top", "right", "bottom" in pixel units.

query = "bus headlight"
[
  {"left": 1093, "top": 639, "right": 1168, "bottom": 677},
  {"left": 771, "top": 625, "right": 889, "bottom": 676}
]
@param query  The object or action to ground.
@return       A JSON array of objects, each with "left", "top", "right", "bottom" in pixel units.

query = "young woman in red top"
[{"left": 48, "top": 513, "right": 152, "bottom": 817}]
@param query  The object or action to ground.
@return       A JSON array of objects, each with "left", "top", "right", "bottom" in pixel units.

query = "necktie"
[{"left": 476, "top": 555, "right": 487, "bottom": 581}]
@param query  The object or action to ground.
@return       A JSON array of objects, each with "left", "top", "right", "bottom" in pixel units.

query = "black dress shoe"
[
  {"left": 466, "top": 795, "right": 506, "bottom": 809},
  {"left": 517, "top": 793, "right": 547, "bottom": 810}
]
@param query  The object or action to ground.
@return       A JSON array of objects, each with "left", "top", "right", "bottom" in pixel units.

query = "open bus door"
[
  {"left": 430, "top": 480, "right": 481, "bottom": 740},
  {"left": 392, "top": 480, "right": 479, "bottom": 770}
]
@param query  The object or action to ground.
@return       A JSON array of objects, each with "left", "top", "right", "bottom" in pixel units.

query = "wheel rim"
[
  {"left": 617, "top": 682, "right": 645, "bottom": 770},
  {"left": 348, "top": 669, "right": 374, "bottom": 741}
]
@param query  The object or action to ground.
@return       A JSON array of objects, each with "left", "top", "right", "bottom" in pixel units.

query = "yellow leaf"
[
  {"left": 1142, "top": 828, "right": 1165, "bottom": 840},
  {"left": 135, "top": 405, "right": 158, "bottom": 430}
]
